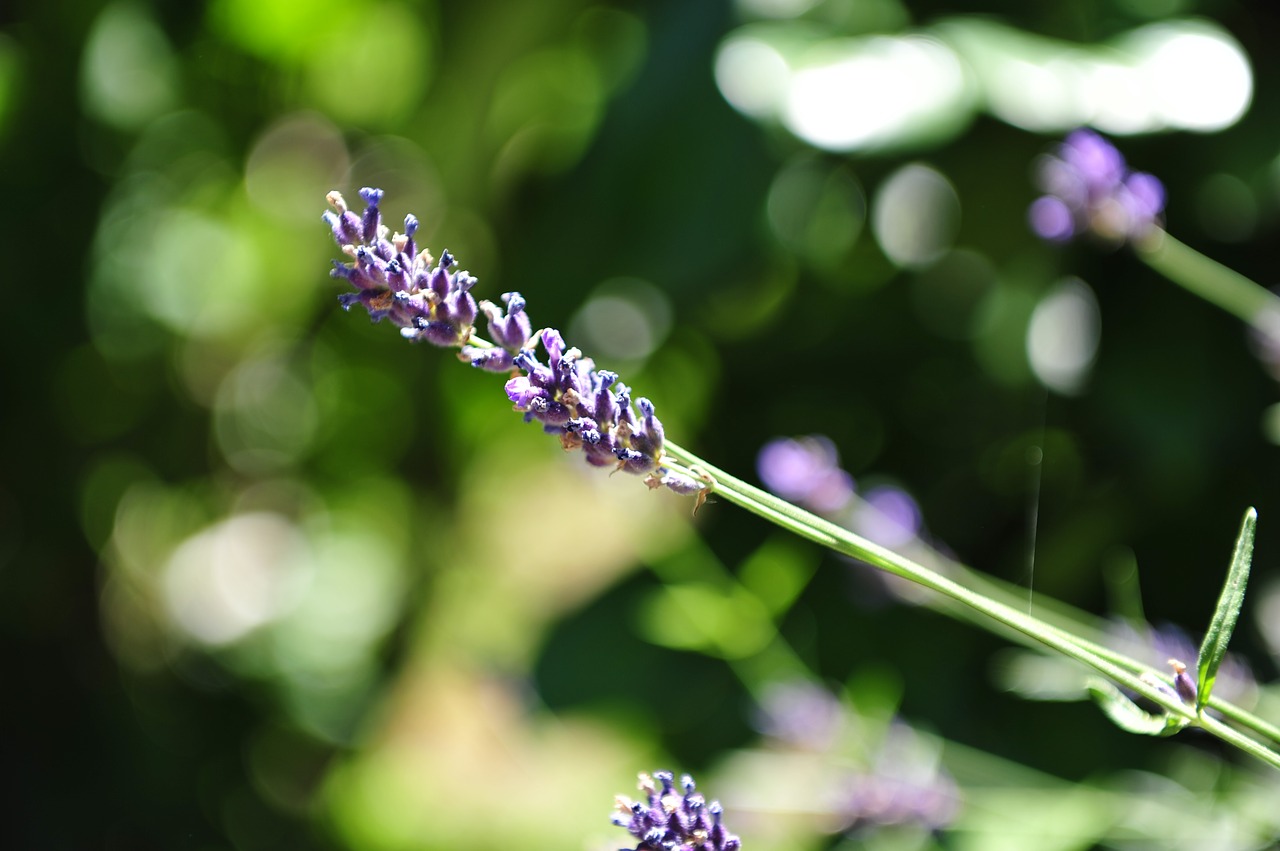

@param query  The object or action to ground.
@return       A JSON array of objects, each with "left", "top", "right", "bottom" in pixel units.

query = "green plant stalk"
[
  {"left": 892, "top": 541, "right": 1280, "bottom": 747},
  {"left": 461, "top": 333, "right": 1280, "bottom": 759},
  {"left": 1134, "top": 228, "right": 1280, "bottom": 325},
  {"left": 665, "top": 441, "right": 1280, "bottom": 770}
]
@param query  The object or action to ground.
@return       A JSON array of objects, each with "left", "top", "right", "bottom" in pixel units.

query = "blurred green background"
[{"left": 7, "top": 0, "right": 1280, "bottom": 848}]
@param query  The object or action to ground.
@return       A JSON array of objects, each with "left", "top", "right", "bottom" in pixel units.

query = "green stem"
[
  {"left": 1134, "top": 228, "right": 1280, "bottom": 325},
  {"left": 665, "top": 440, "right": 1280, "bottom": 770},
  {"left": 457, "top": 330, "right": 1280, "bottom": 761}
]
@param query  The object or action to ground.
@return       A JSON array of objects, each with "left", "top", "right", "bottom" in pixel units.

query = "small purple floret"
[
  {"left": 854, "top": 485, "right": 922, "bottom": 548},
  {"left": 757, "top": 436, "right": 854, "bottom": 513}
]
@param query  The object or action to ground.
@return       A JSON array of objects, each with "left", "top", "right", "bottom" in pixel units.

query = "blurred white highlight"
[
  {"left": 715, "top": 36, "right": 790, "bottom": 120},
  {"left": 570, "top": 278, "right": 671, "bottom": 362},
  {"left": 872, "top": 164, "right": 960, "bottom": 269},
  {"left": 945, "top": 18, "right": 1251, "bottom": 134},
  {"left": 1122, "top": 24, "right": 1251, "bottom": 132},
  {"left": 782, "top": 36, "right": 968, "bottom": 151},
  {"left": 716, "top": 18, "right": 1253, "bottom": 147},
  {"left": 162, "top": 513, "right": 310, "bottom": 645},
  {"left": 1026, "top": 278, "right": 1100, "bottom": 395}
]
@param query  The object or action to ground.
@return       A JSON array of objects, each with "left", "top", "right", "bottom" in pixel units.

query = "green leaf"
[
  {"left": 1196, "top": 507, "right": 1256, "bottom": 711},
  {"left": 1087, "top": 680, "right": 1188, "bottom": 737}
]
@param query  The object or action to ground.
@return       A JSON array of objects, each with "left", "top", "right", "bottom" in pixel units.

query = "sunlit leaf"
[{"left": 1196, "top": 507, "right": 1256, "bottom": 710}]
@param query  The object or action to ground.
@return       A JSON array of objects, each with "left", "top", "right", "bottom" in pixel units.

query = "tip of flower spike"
[
  {"left": 438, "top": 249, "right": 455, "bottom": 268},
  {"left": 404, "top": 213, "right": 418, "bottom": 235},
  {"left": 614, "top": 770, "right": 738, "bottom": 851},
  {"left": 326, "top": 190, "right": 347, "bottom": 212},
  {"left": 359, "top": 187, "right": 384, "bottom": 206}
]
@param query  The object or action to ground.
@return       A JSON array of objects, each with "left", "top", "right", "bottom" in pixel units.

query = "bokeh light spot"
[
  {"left": 81, "top": 2, "right": 179, "bottom": 129},
  {"left": 488, "top": 46, "right": 605, "bottom": 178},
  {"left": 872, "top": 164, "right": 960, "bottom": 269},
  {"left": 303, "top": 4, "right": 432, "bottom": 127},
  {"left": 783, "top": 36, "right": 973, "bottom": 152},
  {"left": 246, "top": 112, "right": 350, "bottom": 223},
  {"left": 715, "top": 36, "right": 791, "bottom": 120},
  {"left": 207, "top": 0, "right": 348, "bottom": 63},
  {"left": 1123, "top": 23, "right": 1251, "bottom": 132},
  {"left": 162, "top": 513, "right": 311, "bottom": 646},
  {"left": 766, "top": 157, "right": 865, "bottom": 265},
  {"left": 569, "top": 278, "right": 672, "bottom": 363},
  {"left": 214, "top": 349, "right": 319, "bottom": 474},
  {"left": 139, "top": 209, "right": 262, "bottom": 338},
  {"left": 935, "top": 18, "right": 1251, "bottom": 135},
  {"left": 1026, "top": 278, "right": 1100, "bottom": 396}
]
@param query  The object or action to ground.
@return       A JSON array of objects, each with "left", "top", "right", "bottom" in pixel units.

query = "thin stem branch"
[
  {"left": 445, "top": 330, "right": 1280, "bottom": 763},
  {"left": 1134, "top": 228, "right": 1280, "bottom": 326},
  {"left": 665, "top": 440, "right": 1280, "bottom": 769}
]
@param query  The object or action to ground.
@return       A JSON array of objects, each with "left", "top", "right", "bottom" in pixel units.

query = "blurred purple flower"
[
  {"left": 841, "top": 773, "right": 960, "bottom": 834},
  {"left": 756, "top": 436, "right": 854, "bottom": 513},
  {"left": 324, "top": 190, "right": 703, "bottom": 499},
  {"left": 751, "top": 680, "right": 845, "bottom": 751},
  {"left": 1029, "top": 129, "right": 1165, "bottom": 244},
  {"left": 851, "top": 485, "right": 922, "bottom": 548},
  {"left": 838, "top": 721, "right": 960, "bottom": 834},
  {"left": 613, "top": 771, "right": 741, "bottom": 851}
]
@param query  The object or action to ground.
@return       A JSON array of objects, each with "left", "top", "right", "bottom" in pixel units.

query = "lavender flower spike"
[
  {"left": 324, "top": 190, "right": 708, "bottom": 502},
  {"left": 1029, "top": 129, "right": 1165, "bottom": 244},
  {"left": 326, "top": 189, "right": 477, "bottom": 347},
  {"left": 613, "top": 771, "right": 741, "bottom": 851}
]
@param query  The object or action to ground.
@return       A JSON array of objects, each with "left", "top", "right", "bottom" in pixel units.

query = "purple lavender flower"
[
  {"left": 756, "top": 436, "right": 854, "bottom": 513},
  {"left": 1029, "top": 129, "right": 1165, "bottom": 244},
  {"left": 838, "top": 720, "right": 960, "bottom": 834},
  {"left": 325, "top": 189, "right": 705, "bottom": 499},
  {"left": 613, "top": 771, "right": 741, "bottom": 851},
  {"left": 751, "top": 680, "right": 845, "bottom": 751},
  {"left": 325, "top": 189, "right": 477, "bottom": 345},
  {"left": 464, "top": 291, "right": 532, "bottom": 372},
  {"left": 851, "top": 485, "right": 922, "bottom": 548}
]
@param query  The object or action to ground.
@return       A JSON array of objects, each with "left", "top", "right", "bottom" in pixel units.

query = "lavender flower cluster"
[
  {"left": 324, "top": 189, "right": 707, "bottom": 499},
  {"left": 754, "top": 683, "right": 960, "bottom": 836},
  {"left": 757, "top": 436, "right": 922, "bottom": 548},
  {"left": 1028, "top": 128, "right": 1165, "bottom": 244},
  {"left": 613, "top": 771, "right": 741, "bottom": 851}
]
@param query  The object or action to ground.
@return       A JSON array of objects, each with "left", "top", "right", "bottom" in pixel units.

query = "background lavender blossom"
[{"left": 1029, "top": 129, "right": 1165, "bottom": 244}]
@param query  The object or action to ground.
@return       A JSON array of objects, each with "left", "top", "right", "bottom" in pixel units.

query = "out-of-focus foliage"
[{"left": 7, "top": 0, "right": 1280, "bottom": 848}]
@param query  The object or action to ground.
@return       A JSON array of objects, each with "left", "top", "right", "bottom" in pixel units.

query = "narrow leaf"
[
  {"left": 1087, "top": 680, "right": 1188, "bottom": 737},
  {"left": 1196, "top": 507, "right": 1256, "bottom": 711}
]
